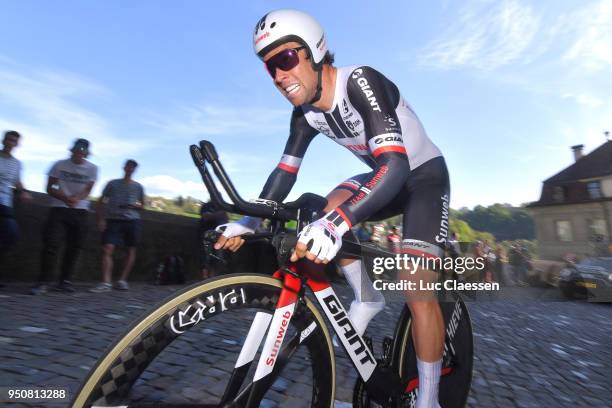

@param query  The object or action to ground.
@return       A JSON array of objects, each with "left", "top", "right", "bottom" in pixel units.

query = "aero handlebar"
[
  {"left": 191, "top": 140, "right": 395, "bottom": 260},
  {"left": 190, "top": 140, "right": 300, "bottom": 221}
]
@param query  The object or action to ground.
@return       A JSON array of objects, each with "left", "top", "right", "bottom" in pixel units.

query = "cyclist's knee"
[{"left": 406, "top": 299, "right": 440, "bottom": 319}]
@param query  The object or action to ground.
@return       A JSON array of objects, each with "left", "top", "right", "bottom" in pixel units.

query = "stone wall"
[{"left": 1, "top": 193, "right": 277, "bottom": 282}]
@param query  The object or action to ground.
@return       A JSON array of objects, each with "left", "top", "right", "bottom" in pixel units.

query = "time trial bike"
[{"left": 71, "top": 140, "right": 473, "bottom": 407}]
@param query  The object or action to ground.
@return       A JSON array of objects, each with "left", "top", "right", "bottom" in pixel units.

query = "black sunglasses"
[{"left": 264, "top": 46, "right": 306, "bottom": 77}]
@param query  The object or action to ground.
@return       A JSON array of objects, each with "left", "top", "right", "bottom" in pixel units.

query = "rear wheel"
[
  {"left": 72, "top": 274, "right": 335, "bottom": 407},
  {"left": 352, "top": 292, "right": 473, "bottom": 408},
  {"left": 396, "top": 292, "right": 473, "bottom": 408}
]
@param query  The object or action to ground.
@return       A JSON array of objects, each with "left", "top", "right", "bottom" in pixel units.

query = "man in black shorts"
[
  {"left": 215, "top": 9, "right": 450, "bottom": 407},
  {"left": 91, "top": 160, "right": 144, "bottom": 292}
]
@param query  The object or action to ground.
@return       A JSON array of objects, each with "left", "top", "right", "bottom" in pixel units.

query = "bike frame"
[
  {"left": 189, "top": 140, "right": 467, "bottom": 406},
  {"left": 221, "top": 262, "right": 378, "bottom": 407}
]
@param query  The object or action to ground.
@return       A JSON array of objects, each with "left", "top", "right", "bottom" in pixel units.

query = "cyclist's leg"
[
  {"left": 400, "top": 156, "right": 450, "bottom": 408},
  {"left": 325, "top": 182, "right": 385, "bottom": 337}
]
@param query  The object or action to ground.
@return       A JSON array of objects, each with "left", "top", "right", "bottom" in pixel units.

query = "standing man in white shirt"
[{"left": 31, "top": 139, "right": 98, "bottom": 295}]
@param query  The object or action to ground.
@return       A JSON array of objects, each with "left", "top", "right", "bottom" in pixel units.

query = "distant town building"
[{"left": 527, "top": 141, "right": 612, "bottom": 259}]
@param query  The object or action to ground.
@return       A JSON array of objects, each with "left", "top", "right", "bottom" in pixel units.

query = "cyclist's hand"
[
  {"left": 214, "top": 216, "right": 261, "bottom": 252},
  {"left": 215, "top": 235, "right": 246, "bottom": 252},
  {"left": 290, "top": 214, "right": 346, "bottom": 264}
]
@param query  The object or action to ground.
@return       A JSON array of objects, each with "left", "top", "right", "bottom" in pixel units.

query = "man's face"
[
  {"left": 124, "top": 163, "right": 137, "bottom": 177},
  {"left": 2, "top": 135, "right": 19, "bottom": 151},
  {"left": 71, "top": 149, "right": 87, "bottom": 163},
  {"left": 263, "top": 42, "right": 318, "bottom": 106}
]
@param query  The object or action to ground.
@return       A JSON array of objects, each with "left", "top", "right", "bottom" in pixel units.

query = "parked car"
[{"left": 559, "top": 257, "right": 612, "bottom": 302}]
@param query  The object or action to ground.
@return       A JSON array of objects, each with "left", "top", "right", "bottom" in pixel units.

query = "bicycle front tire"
[{"left": 72, "top": 274, "right": 335, "bottom": 408}]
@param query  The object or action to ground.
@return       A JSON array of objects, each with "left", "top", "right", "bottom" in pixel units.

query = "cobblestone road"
[{"left": 0, "top": 281, "right": 610, "bottom": 407}]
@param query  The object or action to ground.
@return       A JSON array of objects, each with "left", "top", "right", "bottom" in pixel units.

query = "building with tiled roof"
[{"left": 527, "top": 140, "right": 612, "bottom": 259}]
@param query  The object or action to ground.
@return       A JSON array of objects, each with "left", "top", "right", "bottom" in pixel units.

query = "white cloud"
[
  {"left": 561, "top": 0, "right": 612, "bottom": 72},
  {"left": 418, "top": 0, "right": 612, "bottom": 74},
  {"left": 418, "top": 0, "right": 541, "bottom": 70},
  {"left": 140, "top": 175, "right": 206, "bottom": 199},
  {"left": 144, "top": 103, "right": 288, "bottom": 137},
  {"left": 561, "top": 93, "right": 604, "bottom": 108},
  {"left": 0, "top": 60, "right": 152, "bottom": 163}
]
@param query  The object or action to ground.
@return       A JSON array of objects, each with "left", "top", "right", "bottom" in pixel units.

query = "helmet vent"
[{"left": 270, "top": 22, "right": 276, "bottom": 28}]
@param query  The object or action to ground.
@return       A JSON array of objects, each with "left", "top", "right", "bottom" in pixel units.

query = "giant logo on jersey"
[
  {"left": 351, "top": 68, "right": 381, "bottom": 112},
  {"left": 372, "top": 135, "right": 403, "bottom": 145}
]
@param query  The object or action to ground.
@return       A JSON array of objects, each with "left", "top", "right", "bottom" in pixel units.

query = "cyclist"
[{"left": 215, "top": 9, "right": 449, "bottom": 407}]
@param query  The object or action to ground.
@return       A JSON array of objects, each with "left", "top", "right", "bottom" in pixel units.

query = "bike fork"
[
  {"left": 220, "top": 311, "right": 272, "bottom": 405},
  {"left": 238, "top": 270, "right": 302, "bottom": 407}
]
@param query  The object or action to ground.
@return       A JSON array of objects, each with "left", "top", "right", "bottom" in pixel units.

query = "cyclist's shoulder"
[
  {"left": 342, "top": 65, "right": 400, "bottom": 109},
  {"left": 342, "top": 65, "right": 394, "bottom": 86}
]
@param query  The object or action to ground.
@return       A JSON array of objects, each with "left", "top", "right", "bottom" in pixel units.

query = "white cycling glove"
[
  {"left": 216, "top": 216, "right": 262, "bottom": 238},
  {"left": 297, "top": 209, "right": 351, "bottom": 262}
]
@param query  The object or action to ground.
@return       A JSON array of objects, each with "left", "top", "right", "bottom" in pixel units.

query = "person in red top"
[{"left": 386, "top": 226, "right": 401, "bottom": 253}]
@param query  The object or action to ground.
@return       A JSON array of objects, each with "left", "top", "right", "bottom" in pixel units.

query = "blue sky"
[{"left": 1, "top": 0, "right": 611, "bottom": 209}]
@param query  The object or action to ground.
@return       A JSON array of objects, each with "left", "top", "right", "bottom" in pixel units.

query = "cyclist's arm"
[
  {"left": 214, "top": 108, "right": 317, "bottom": 249},
  {"left": 330, "top": 66, "right": 411, "bottom": 229},
  {"left": 259, "top": 107, "right": 318, "bottom": 202}
]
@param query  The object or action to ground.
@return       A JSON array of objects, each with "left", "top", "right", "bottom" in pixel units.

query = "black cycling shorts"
[{"left": 334, "top": 156, "right": 450, "bottom": 258}]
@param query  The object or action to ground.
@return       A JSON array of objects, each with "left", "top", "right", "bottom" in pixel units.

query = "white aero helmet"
[{"left": 254, "top": 9, "right": 327, "bottom": 68}]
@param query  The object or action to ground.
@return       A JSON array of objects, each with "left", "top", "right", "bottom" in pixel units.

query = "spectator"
[
  {"left": 90, "top": 160, "right": 144, "bottom": 292},
  {"left": 0, "top": 131, "right": 32, "bottom": 285},
  {"left": 31, "top": 139, "right": 97, "bottom": 295},
  {"left": 445, "top": 232, "right": 462, "bottom": 280},
  {"left": 493, "top": 246, "right": 505, "bottom": 284},
  {"left": 508, "top": 243, "right": 527, "bottom": 286},
  {"left": 354, "top": 223, "right": 371, "bottom": 243},
  {"left": 386, "top": 225, "right": 401, "bottom": 253},
  {"left": 199, "top": 200, "right": 229, "bottom": 279},
  {"left": 472, "top": 241, "right": 485, "bottom": 282},
  {"left": 482, "top": 240, "right": 495, "bottom": 283},
  {"left": 370, "top": 223, "right": 385, "bottom": 245},
  {"left": 447, "top": 232, "right": 461, "bottom": 258}
]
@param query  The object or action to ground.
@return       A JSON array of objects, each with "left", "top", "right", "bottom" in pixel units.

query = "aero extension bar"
[{"left": 190, "top": 140, "right": 300, "bottom": 221}]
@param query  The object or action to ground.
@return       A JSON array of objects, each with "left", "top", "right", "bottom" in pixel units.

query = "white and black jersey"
[{"left": 260, "top": 65, "right": 444, "bottom": 229}]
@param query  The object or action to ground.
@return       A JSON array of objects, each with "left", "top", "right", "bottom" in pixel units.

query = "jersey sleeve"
[
  {"left": 332, "top": 66, "right": 411, "bottom": 229},
  {"left": 259, "top": 107, "right": 318, "bottom": 202}
]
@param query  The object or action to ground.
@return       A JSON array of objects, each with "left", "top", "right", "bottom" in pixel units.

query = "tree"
[{"left": 454, "top": 204, "right": 535, "bottom": 241}]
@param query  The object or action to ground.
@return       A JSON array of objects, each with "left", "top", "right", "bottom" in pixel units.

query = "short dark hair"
[
  {"left": 125, "top": 159, "right": 138, "bottom": 167},
  {"left": 321, "top": 50, "right": 335, "bottom": 65},
  {"left": 4, "top": 130, "right": 21, "bottom": 140},
  {"left": 302, "top": 45, "right": 334, "bottom": 67}
]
